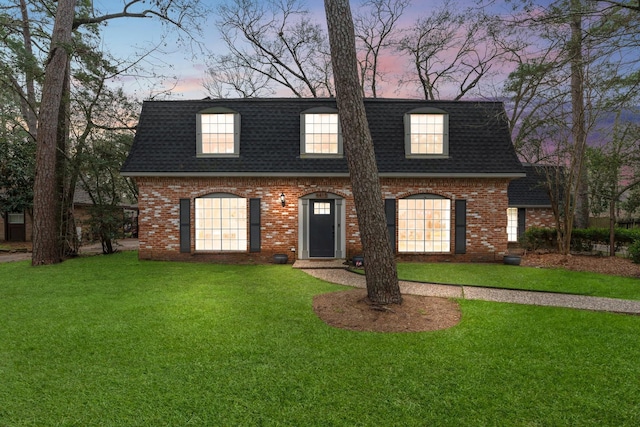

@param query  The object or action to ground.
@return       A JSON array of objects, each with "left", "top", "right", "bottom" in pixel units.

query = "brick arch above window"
[
  {"left": 395, "top": 189, "right": 455, "bottom": 200},
  {"left": 299, "top": 190, "right": 348, "bottom": 200}
]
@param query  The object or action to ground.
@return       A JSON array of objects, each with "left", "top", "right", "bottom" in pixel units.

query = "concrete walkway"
[{"left": 294, "top": 260, "right": 640, "bottom": 315}]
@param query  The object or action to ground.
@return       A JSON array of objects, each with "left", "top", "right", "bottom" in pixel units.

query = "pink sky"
[{"left": 97, "top": 0, "right": 521, "bottom": 100}]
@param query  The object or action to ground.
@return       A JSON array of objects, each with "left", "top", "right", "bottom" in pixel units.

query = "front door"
[{"left": 309, "top": 200, "right": 335, "bottom": 257}]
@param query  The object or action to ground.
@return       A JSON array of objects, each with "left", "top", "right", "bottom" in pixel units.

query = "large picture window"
[
  {"left": 196, "top": 108, "right": 240, "bottom": 156},
  {"left": 398, "top": 196, "right": 451, "bottom": 253},
  {"left": 300, "top": 108, "right": 343, "bottom": 157},
  {"left": 195, "top": 195, "right": 247, "bottom": 251}
]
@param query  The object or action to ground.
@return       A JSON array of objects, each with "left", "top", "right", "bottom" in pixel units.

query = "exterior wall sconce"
[{"left": 280, "top": 193, "right": 286, "bottom": 207}]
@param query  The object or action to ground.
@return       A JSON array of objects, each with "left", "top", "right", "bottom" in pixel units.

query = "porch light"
[{"left": 280, "top": 193, "right": 286, "bottom": 207}]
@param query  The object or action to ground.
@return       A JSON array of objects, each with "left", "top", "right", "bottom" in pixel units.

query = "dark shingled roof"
[
  {"left": 121, "top": 98, "right": 525, "bottom": 177},
  {"left": 508, "top": 165, "right": 553, "bottom": 207}
]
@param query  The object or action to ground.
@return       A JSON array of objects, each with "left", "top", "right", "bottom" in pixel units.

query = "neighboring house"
[
  {"left": 121, "top": 98, "right": 531, "bottom": 263},
  {"left": 0, "top": 188, "right": 137, "bottom": 243},
  {"left": 0, "top": 211, "right": 32, "bottom": 242},
  {"left": 507, "top": 164, "right": 556, "bottom": 243},
  {"left": 72, "top": 187, "right": 138, "bottom": 242}
]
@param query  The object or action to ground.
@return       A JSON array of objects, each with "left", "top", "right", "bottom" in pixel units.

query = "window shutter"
[
  {"left": 250, "top": 198, "right": 261, "bottom": 252},
  {"left": 179, "top": 199, "right": 190, "bottom": 253},
  {"left": 455, "top": 200, "right": 466, "bottom": 254},
  {"left": 385, "top": 199, "right": 396, "bottom": 253},
  {"left": 518, "top": 208, "right": 526, "bottom": 239}
]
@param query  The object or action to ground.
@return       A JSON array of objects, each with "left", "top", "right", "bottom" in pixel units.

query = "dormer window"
[
  {"left": 300, "top": 107, "right": 343, "bottom": 157},
  {"left": 197, "top": 107, "right": 240, "bottom": 157},
  {"left": 404, "top": 108, "right": 449, "bottom": 157}
]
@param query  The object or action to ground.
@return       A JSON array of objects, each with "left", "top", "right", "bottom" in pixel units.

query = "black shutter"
[
  {"left": 250, "top": 198, "right": 261, "bottom": 252},
  {"left": 385, "top": 199, "right": 396, "bottom": 253},
  {"left": 179, "top": 199, "right": 190, "bottom": 253},
  {"left": 518, "top": 208, "right": 526, "bottom": 239},
  {"left": 455, "top": 200, "right": 466, "bottom": 254}
]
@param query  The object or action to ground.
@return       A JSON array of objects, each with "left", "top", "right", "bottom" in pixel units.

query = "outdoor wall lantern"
[{"left": 280, "top": 193, "right": 286, "bottom": 207}]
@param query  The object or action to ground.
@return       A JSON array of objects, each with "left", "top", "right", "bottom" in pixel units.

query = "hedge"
[{"left": 520, "top": 227, "right": 640, "bottom": 254}]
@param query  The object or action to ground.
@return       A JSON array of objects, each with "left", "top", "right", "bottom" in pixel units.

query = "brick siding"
[
  {"left": 525, "top": 207, "right": 556, "bottom": 229},
  {"left": 135, "top": 176, "right": 512, "bottom": 263}
]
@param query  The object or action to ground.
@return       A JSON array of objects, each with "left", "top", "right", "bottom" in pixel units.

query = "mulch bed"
[
  {"left": 313, "top": 289, "right": 461, "bottom": 333},
  {"left": 522, "top": 252, "right": 640, "bottom": 278}
]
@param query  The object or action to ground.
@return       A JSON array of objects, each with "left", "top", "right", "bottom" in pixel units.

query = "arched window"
[
  {"left": 398, "top": 194, "right": 451, "bottom": 253},
  {"left": 195, "top": 193, "right": 247, "bottom": 251}
]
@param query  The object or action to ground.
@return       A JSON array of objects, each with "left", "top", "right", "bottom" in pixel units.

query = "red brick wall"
[
  {"left": 525, "top": 207, "right": 556, "bottom": 229},
  {"left": 135, "top": 176, "right": 511, "bottom": 263}
]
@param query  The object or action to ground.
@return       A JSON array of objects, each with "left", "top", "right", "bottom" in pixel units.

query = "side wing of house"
[
  {"left": 507, "top": 165, "right": 556, "bottom": 243},
  {"left": 122, "top": 98, "right": 525, "bottom": 263}
]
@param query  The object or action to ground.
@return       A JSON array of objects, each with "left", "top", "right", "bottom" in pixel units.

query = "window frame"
[
  {"left": 507, "top": 207, "right": 518, "bottom": 242},
  {"left": 300, "top": 107, "right": 343, "bottom": 158},
  {"left": 397, "top": 194, "right": 452, "bottom": 253},
  {"left": 404, "top": 107, "right": 449, "bottom": 158},
  {"left": 8, "top": 212, "right": 24, "bottom": 224},
  {"left": 196, "top": 107, "right": 241, "bottom": 157},
  {"left": 194, "top": 193, "right": 248, "bottom": 252}
]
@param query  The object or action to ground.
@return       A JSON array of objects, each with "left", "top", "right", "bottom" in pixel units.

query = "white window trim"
[
  {"left": 196, "top": 107, "right": 241, "bottom": 157},
  {"left": 300, "top": 107, "right": 343, "bottom": 158},
  {"left": 507, "top": 207, "right": 518, "bottom": 242},
  {"left": 195, "top": 193, "right": 247, "bottom": 252},
  {"left": 404, "top": 107, "right": 449, "bottom": 158}
]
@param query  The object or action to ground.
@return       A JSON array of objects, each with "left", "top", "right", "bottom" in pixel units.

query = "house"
[
  {"left": 121, "top": 98, "right": 534, "bottom": 263},
  {"left": 507, "top": 164, "right": 556, "bottom": 244},
  {"left": 72, "top": 187, "right": 139, "bottom": 242},
  {"left": 0, "top": 188, "right": 137, "bottom": 243}
]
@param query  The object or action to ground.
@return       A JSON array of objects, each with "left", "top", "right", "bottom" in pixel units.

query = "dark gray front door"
[{"left": 309, "top": 200, "right": 335, "bottom": 257}]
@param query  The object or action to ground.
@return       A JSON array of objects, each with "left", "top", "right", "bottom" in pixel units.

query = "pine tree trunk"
[
  {"left": 32, "top": 0, "right": 76, "bottom": 265},
  {"left": 324, "top": 0, "right": 401, "bottom": 305}
]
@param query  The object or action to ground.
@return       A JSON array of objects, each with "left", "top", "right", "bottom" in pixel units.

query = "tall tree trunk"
[
  {"left": 32, "top": 0, "right": 76, "bottom": 265},
  {"left": 324, "top": 0, "right": 401, "bottom": 305},
  {"left": 57, "top": 57, "right": 79, "bottom": 257},
  {"left": 609, "top": 198, "right": 616, "bottom": 257},
  {"left": 571, "top": 0, "right": 589, "bottom": 231}
]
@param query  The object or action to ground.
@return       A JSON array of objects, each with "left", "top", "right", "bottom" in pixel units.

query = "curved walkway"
[{"left": 299, "top": 266, "right": 640, "bottom": 315}]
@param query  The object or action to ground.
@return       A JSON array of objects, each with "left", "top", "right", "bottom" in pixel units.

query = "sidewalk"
[
  {"left": 296, "top": 262, "right": 640, "bottom": 315},
  {"left": 0, "top": 239, "right": 139, "bottom": 263}
]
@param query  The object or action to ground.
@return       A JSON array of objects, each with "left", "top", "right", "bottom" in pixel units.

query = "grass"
[
  {"left": 1, "top": 252, "right": 639, "bottom": 426},
  {"left": 396, "top": 262, "right": 640, "bottom": 300}
]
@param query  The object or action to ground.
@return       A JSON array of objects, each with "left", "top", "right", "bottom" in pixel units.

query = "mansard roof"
[{"left": 121, "top": 98, "right": 524, "bottom": 178}]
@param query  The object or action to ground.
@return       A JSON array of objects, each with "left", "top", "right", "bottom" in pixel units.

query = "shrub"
[
  {"left": 520, "top": 227, "right": 556, "bottom": 251},
  {"left": 521, "top": 226, "right": 640, "bottom": 254},
  {"left": 628, "top": 240, "right": 640, "bottom": 264}
]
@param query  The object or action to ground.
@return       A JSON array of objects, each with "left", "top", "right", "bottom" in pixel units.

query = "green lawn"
[
  {"left": 1, "top": 252, "right": 639, "bottom": 426},
  {"left": 397, "top": 262, "right": 640, "bottom": 300}
]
